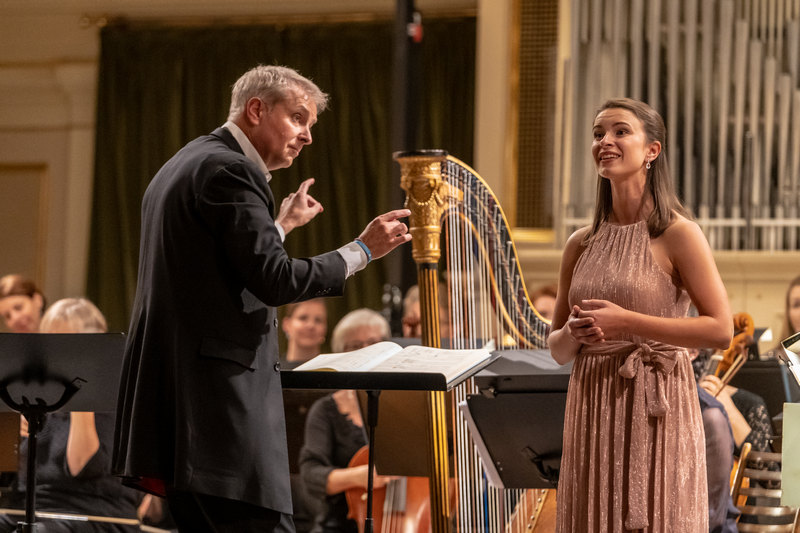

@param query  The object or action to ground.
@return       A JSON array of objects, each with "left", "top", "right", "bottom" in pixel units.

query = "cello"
[
  {"left": 344, "top": 445, "right": 435, "bottom": 533},
  {"left": 711, "top": 311, "right": 754, "bottom": 396}
]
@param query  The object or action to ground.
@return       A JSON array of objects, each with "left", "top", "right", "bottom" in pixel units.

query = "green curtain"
[{"left": 88, "top": 18, "right": 475, "bottom": 336}]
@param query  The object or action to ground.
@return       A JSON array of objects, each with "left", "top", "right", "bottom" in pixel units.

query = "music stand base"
[{"left": 364, "top": 390, "right": 380, "bottom": 533}]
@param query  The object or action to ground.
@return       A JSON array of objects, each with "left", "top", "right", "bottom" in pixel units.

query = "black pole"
[
  {"left": 364, "top": 390, "right": 381, "bottom": 533},
  {"left": 387, "top": 0, "right": 423, "bottom": 329},
  {"left": 18, "top": 412, "right": 45, "bottom": 533},
  {"left": 391, "top": 0, "right": 420, "bottom": 154},
  {"left": 0, "top": 373, "right": 82, "bottom": 533}
]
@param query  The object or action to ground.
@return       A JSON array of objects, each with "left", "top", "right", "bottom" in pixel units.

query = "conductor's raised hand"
[
  {"left": 275, "top": 178, "right": 324, "bottom": 236},
  {"left": 357, "top": 209, "right": 412, "bottom": 260}
]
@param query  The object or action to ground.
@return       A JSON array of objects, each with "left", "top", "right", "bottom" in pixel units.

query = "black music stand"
[
  {"left": 282, "top": 356, "right": 495, "bottom": 533},
  {"left": 463, "top": 392, "right": 566, "bottom": 488},
  {"left": 463, "top": 349, "right": 572, "bottom": 489},
  {"left": 0, "top": 333, "right": 126, "bottom": 533}
]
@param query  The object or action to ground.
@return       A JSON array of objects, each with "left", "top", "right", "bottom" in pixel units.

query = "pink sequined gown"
[{"left": 555, "top": 221, "right": 708, "bottom": 532}]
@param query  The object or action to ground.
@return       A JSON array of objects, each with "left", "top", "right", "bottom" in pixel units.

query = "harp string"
[{"left": 438, "top": 156, "right": 549, "bottom": 531}]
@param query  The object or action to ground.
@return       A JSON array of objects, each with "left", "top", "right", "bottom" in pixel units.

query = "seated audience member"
[
  {"left": 0, "top": 298, "right": 140, "bottom": 532},
  {"left": 777, "top": 275, "right": 800, "bottom": 404},
  {"left": 529, "top": 282, "right": 557, "bottom": 322},
  {"left": 0, "top": 274, "right": 45, "bottom": 333},
  {"left": 781, "top": 274, "right": 800, "bottom": 340},
  {"left": 282, "top": 299, "right": 328, "bottom": 368},
  {"left": 401, "top": 284, "right": 451, "bottom": 340},
  {"left": 702, "top": 375, "right": 773, "bottom": 453},
  {"left": 689, "top": 348, "right": 740, "bottom": 532},
  {"left": 694, "top": 348, "right": 773, "bottom": 454},
  {"left": 401, "top": 285, "right": 422, "bottom": 338},
  {"left": 0, "top": 274, "right": 47, "bottom": 507},
  {"left": 281, "top": 299, "right": 329, "bottom": 532},
  {"left": 298, "top": 309, "right": 393, "bottom": 533},
  {"left": 697, "top": 385, "right": 740, "bottom": 532}
]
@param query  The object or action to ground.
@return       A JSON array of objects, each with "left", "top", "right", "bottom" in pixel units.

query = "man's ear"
[{"left": 243, "top": 97, "right": 266, "bottom": 125}]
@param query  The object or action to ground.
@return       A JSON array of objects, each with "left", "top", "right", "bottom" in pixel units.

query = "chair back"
[{"left": 730, "top": 442, "right": 800, "bottom": 532}]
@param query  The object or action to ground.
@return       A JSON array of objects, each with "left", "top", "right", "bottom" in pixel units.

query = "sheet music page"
[
  {"left": 293, "top": 341, "right": 403, "bottom": 372},
  {"left": 370, "top": 345, "right": 491, "bottom": 382}
]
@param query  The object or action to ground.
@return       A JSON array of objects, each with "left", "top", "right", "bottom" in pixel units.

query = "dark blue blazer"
[{"left": 112, "top": 127, "right": 346, "bottom": 514}]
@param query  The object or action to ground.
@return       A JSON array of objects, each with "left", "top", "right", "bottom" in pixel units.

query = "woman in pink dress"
[{"left": 548, "top": 98, "right": 732, "bottom": 532}]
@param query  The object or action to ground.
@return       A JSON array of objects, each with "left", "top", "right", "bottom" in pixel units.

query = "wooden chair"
[{"left": 730, "top": 442, "right": 800, "bottom": 532}]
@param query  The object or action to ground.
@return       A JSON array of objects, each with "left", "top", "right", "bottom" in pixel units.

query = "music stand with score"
[
  {"left": 0, "top": 333, "right": 125, "bottom": 533},
  {"left": 281, "top": 354, "right": 495, "bottom": 533}
]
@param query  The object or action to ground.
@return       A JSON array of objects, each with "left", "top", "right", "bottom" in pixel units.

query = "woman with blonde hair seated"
[{"left": 0, "top": 298, "right": 140, "bottom": 532}]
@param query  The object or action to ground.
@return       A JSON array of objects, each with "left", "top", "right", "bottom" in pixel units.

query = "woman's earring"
[{"left": 645, "top": 160, "right": 651, "bottom": 170}]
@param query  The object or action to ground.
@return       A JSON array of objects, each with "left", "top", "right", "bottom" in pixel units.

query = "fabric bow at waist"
[{"left": 581, "top": 340, "right": 684, "bottom": 530}]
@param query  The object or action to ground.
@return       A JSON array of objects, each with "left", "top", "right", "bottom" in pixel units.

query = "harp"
[{"left": 394, "top": 150, "right": 554, "bottom": 532}]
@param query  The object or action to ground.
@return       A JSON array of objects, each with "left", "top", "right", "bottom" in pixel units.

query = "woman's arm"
[
  {"left": 325, "top": 464, "right": 370, "bottom": 494},
  {"left": 548, "top": 227, "right": 603, "bottom": 364},
  {"left": 577, "top": 219, "right": 732, "bottom": 349},
  {"left": 699, "top": 375, "right": 751, "bottom": 446},
  {"left": 66, "top": 412, "right": 100, "bottom": 476},
  {"left": 325, "top": 465, "right": 395, "bottom": 495}
]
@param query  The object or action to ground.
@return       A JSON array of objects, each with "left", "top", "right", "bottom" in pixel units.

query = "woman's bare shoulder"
[
  {"left": 660, "top": 214, "right": 716, "bottom": 272},
  {"left": 662, "top": 214, "right": 706, "bottom": 243},
  {"left": 564, "top": 225, "right": 591, "bottom": 250},
  {"left": 557, "top": 226, "right": 591, "bottom": 272}
]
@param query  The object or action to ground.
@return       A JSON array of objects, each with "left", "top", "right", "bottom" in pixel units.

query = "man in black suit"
[{"left": 112, "top": 65, "right": 411, "bottom": 532}]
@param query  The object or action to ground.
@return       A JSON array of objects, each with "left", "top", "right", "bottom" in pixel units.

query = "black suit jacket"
[{"left": 112, "top": 127, "right": 346, "bottom": 514}]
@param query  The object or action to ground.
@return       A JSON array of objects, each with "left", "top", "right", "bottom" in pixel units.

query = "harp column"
[{"left": 395, "top": 150, "right": 459, "bottom": 533}]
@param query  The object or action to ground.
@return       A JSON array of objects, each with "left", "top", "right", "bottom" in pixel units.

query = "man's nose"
[{"left": 301, "top": 126, "right": 312, "bottom": 145}]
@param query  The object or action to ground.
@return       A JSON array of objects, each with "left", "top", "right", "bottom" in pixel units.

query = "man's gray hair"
[{"left": 227, "top": 65, "right": 329, "bottom": 121}]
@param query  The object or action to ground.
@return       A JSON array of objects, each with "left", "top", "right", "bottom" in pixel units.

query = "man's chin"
[{"left": 271, "top": 158, "right": 294, "bottom": 171}]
